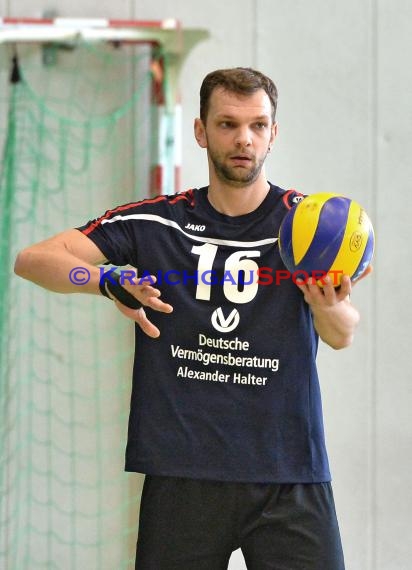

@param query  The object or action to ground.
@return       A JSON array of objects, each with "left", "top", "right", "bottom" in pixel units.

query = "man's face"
[{"left": 196, "top": 88, "right": 277, "bottom": 187}]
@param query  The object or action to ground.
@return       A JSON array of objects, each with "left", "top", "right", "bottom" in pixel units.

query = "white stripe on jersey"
[{"left": 101, "top": 213, "right": 278, "bottom": 248}]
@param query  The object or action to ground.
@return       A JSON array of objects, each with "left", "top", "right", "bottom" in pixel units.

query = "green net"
[{"left": 0, "top": 40, "right": 174, "bottom": 569}]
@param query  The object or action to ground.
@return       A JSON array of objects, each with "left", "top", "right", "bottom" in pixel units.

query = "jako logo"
[{"left": 185, "top": 223, "right": 206, "bottom": 231}]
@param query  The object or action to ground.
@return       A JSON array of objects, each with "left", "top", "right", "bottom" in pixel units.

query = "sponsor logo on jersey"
[
  {"left": 211, "top": 307, "right": 240, "bottom": 333},
  {"left": 185, "top": 223, "right": 206, "bottom": 232}
]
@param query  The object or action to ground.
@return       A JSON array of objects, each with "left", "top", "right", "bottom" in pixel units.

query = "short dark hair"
[{"left": 199, "top": 67, "right": 278, "bottom": 124}]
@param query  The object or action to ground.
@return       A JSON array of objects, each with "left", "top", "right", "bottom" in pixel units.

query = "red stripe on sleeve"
[{"left": 81, "top": 190, "right": 195, "bottom": 235}]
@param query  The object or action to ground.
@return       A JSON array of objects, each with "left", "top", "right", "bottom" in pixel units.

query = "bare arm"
[
  {"left": 14, "top": 229, "right": 107, "bottom": 294},
  {"left": 14, "top": 229, "right": 173, "bottom": 337},
  {"left": 295, "top": 269, "right": 372, "bottom": 350}
]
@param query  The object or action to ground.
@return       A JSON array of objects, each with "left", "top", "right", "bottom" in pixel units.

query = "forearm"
[
  {"left": 312, "top": 297, "right": 360, "bottom": 349},
  {"left": 15, "top": 246, "right": 99, "bottom": 294},
  {"left": 14, "top": 230, "right": 106, "bottom": 295},
  {"left": 14, "top": 229, "right": 174, "bottom": 339},
  {"left": 295, "top": 275, "right": 362, "bottom": 350}
]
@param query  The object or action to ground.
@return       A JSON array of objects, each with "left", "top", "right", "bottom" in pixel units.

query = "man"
[{"left": 15, "top": 67, "right": 368, "bottom": 569}]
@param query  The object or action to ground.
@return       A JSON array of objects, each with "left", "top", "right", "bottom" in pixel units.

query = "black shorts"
[{"left": 135, "top": 476, "right": 345, "bottom": 570}]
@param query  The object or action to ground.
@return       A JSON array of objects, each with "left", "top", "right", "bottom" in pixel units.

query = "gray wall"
[{"left": 3, "top": 1, "right": 411, "bottom": 569}]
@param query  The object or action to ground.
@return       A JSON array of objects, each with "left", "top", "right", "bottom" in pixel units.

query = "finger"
[
  {"left": 320, "top": 275, "right": 338, "bottom": 304},
  {"left": 139, "top": 285, "right": 162, "bottom": 300},
  {"left": 137, "top": 274, "right": 157, "bottom": 286},
  {"left": 295, "top": 278, "right": 309, "bottom": 294},
  {"left": 295, "top": 277, "right": 320, "bottom": 305},
  {"left": 352, "top": 265, "right": 373, "bottom": 285},
  {"left": 134, "top": 307, "right": 161, "bottom": 338},
  {"left": 123, "top": 282, "right": 163, "bottom": 305},
  {"left": 336, "top": 275, "right": 352, "bottom": 299},
  {"left": 306, "top": 277, "right": 326, "bottom": 300},
  {"left": 125, "top": 274, "right": 160, "bottom": 298},
  {"left": 115, "top": 303, "right": 161, "bottom": 338},
  {"left": 145, "top": 296, "right": 173, "bottom": 313}
]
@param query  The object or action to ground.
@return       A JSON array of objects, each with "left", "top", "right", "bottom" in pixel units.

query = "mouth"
[{"left": 229, "top": 154, "right": 253, "bottom": 166}]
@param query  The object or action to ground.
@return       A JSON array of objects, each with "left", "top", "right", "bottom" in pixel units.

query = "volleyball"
[{"left": 278, "top": 193, "right": 374, "bottom": 286}]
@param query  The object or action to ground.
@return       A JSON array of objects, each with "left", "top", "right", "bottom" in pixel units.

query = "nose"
[{"left": 234, "top": 127, "right": 252, "bottom": 147}]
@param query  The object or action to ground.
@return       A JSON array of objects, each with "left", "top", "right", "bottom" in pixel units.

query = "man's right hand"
[{"left": 114, "top": 275, "right": 173, "bottom": 338}]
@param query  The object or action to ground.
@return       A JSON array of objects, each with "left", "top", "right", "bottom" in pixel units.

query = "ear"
[
  {"left": 194, "top": 118, "right": 207, "bottom": 148},
  {"left": 270, "top": 122, "right": 278, "bottom": 147}
]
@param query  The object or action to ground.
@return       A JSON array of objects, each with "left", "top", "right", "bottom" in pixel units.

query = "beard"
[{"left": 206, "top": 141, "right": 269, "bottom": 187}]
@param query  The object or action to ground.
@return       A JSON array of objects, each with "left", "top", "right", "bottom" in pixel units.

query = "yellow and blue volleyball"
[{"left": 278, "top": 193, "right": 374, "bottom": 285}]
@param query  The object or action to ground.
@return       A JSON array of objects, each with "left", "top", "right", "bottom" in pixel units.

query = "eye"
[
  {"left": 220, "top": 121, "right": 234, "bottom": 129},
  {"left": 254, "top": 122, "right": 267, "bottom": 130}
]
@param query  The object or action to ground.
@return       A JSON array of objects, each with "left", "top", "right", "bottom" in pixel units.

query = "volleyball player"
[{"left": 15, "top": 67, "right": 371, "bottom": 569}]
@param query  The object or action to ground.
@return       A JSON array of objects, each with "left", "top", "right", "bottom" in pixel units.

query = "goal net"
[{"left": 0, "top": 18, "right": 208, "bottom": 569}]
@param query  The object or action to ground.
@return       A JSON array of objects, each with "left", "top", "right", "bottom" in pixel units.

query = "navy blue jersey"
[{"left": 78, "top": 184, "right": 331, "bottom": 483}]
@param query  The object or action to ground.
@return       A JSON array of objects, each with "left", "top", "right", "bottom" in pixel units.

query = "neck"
[{"left": 207, "top": 175, "right": 270, "bottom": 216}]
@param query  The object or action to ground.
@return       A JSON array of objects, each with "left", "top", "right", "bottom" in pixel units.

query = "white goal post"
[{"left": 0, "top": 17, "right": 209, "bottom": 194}]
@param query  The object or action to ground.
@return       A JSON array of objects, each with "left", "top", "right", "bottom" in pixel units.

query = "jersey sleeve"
[
  {"left": 76, "top": 203, "right": 139, "bottom": 267},
  {"left": 281, "top": 189, "right": 306, "bottom": 210},
  {"left": 76, "top": 191, "right": 195, "bottom": 267}
]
